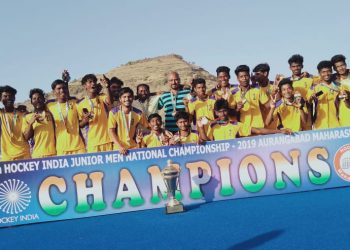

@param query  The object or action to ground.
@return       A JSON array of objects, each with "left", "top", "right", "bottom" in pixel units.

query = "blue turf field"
[{"left": 1, "top": 186, "right": 350, "bottom": 250}]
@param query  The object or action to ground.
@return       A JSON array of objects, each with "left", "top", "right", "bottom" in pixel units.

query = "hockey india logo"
[
  {"left": 334, "top": 144, "right": 350, "bottom": 182},
  {"left": 0, "top": 179, "right": 31, "bottom": 215}
]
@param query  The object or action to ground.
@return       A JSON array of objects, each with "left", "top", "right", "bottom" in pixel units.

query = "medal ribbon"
[
  {"left": 320, "top": 82, "right": 340, "bottom": 93},
  {"left": 121, "top": 109, "right": 132, "bottom": 141},
  {"left": 3, "top": 109, "right": 17, "bottom": 137},
  {"left": 87, "top": 95, "right": 100, "bottom": 111},
  {"left": 56, "top": 101, "right": 69, "bottom": 128}
]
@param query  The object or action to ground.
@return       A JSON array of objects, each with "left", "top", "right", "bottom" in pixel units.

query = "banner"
[{"left": 1, "top": 126, "right": 350, "bottom": 227}]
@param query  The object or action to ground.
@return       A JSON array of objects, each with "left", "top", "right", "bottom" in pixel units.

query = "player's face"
[
  {"left": 85, "top": 79, "right": 98, "bottom": 95},
  {"left": 289, "top": 63, "right": 303, "bottom": 76},
  {"left": 217, "top": 72, "right": 230, "bottom": 86},
  {"left": 254, "top": 71, "right": 267, "bottom": 82},
  {"left": 137, "top": 86, "right": 149, "bottom": 99},
  {"left": 31, "top": 93, "right": 45, "bottom": 110},
  {"left": 334, "top": 61, "right": 347, "bottom": 75},
  {"left": 119, "top": 92, "right": 133, "bottom": 107},
  {"left": 319, "top": 68, "right": 332, "bottom": 82},
  {"left": 1, "top": 92, "right": 15, "bottom": 108},
  {"left": 149, "top": 117, "right": 162, "bottom": 131},
  {"left": 215, "top": 108, "right": 228, "bottom": 121},
  {"left": 168, "top": 73, "right": 180, "bottom": 90},
  {"left": 194, "top": 83, "right": 206, "bottom": 97},
  {"left": 54, "top": 84, "right": 69, "bottom": 101},
  {"left": 237, "top": 71, "right": 250, "bottom": 87},
  {"left": 176, "top": 118, "right": 190, "bottom": 131},
  {"left": 281, "top": 84, "right": 293, "bottom": 99},
  {"left": 110, "top": 83, "right": 122, "bottom": 97}
]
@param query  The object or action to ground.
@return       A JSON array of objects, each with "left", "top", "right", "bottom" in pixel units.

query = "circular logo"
[
  {"left": 0, "top": 179, "right": 31, "bottom": 215},
  {"left": 334, "top": 144, "right": 350, "bottom": 182}
]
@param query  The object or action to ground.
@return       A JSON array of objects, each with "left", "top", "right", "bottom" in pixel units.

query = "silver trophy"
[{"left": 161, "top": 160, "right": 184, "bottom": 214}]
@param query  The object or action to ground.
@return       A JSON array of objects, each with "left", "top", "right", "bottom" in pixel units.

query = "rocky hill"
[{"left": 21, "top": 54, "right": 217, "bottom": 110}]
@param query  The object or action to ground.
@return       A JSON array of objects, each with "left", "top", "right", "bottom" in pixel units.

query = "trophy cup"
[{"left": 161, "top": 160, "right": 184, "bottom": 214}]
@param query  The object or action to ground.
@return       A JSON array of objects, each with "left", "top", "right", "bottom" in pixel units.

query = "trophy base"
[{"left": 165, "top": 204, "right": 184, "bottom": 214}]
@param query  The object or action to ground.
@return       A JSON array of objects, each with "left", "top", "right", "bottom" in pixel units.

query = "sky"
[{"left": 1, "top": 0, "right": 350, "bottom": 102}]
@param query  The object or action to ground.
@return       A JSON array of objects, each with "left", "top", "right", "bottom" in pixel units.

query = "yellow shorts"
[
  {"left": 88, "top": 142, "right": 113, "bottom": 153},
  {"left": 58, "top": 147, "right": 86, "bottom": 156},
  {"left": 32, "top": 152, "right": 57, "bottom": 159},
  {"left": 2, "top": 151, "right": 31, "bottom": 161}
]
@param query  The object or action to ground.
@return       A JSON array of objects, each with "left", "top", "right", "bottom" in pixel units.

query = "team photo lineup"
[{"left": 1, "top": 54, "right": 350, "bottom": 162}]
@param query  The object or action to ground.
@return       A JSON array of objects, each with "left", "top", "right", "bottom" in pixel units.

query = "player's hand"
[
  {"left": 291, "top": 102, "right": 301, "bottom": 109},
  {"left": 274, "top": 74, "right": 284, "bottom": 86},
  {"left": 169, "top": 135, "right": 180, "bottom": 145},
  {"left": 30, "top": 113, "right": 42, "bottom": 125},
  {"left": 159, "top": 133, "right": 168, "bottom": 145},
  {"left": 135, "top": 129, "right": 143, "bottom": 144},
  {"left": 163, "top": 130, "right": 173, "bottom": 138},
  {"left": 339, "top": 90, "right": 348, "bottom": 100},
  {"left": 301, "top": 72, "right": 310, "bottom": 78},
  {"left": 270, "top": 97, "right": 277, "bottom": 109},
  {"left": 236, "top": 101, "right": 244, "bottom": 111},
  {"left": 82, "top": 110, "right": 92, "bottom": 123},
  {"left": 183, "top": 97, "right": 189, "bottom": 106},
  {"left": 162, "top": 130, "right": 174, "bottom": 145},
  {"left": 119, "top": 146, "right": 128, "bottom": 155},
  {"left": 197, "top": 138, "right": 205, "bottom": 145},
  {"left": 279, "top": 128, "right": 293, "bottom": 135},
  {"left": 100, "top": 74, "right": 110, "bottom": 88},
  {"left": 311, "top": 92, "right": 319, "bottom": 101}
]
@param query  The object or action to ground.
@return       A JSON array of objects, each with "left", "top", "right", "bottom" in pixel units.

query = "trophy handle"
[
  {"left": 176, "top": 175, "right": 180, "bottom": 191},
  {"left": 164, "top": 180, "right": 169, "bottom": 193}
]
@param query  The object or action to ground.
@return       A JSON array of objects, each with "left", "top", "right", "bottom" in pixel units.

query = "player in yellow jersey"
[
  {"left": 136, "top": 113, "right": 173, "bottom": 148},
  {"left": 172, "top": 111, "right": 200, "bottom": 144},
  {"left": 287, "top": 54, "right": 314, "bottom": 130},
  {"left": 209, "top": 66, "right": 235, "bottom": 104},
  {"left": 337, "top": 88, "right": 350, "bottom": 127},
  {"left": 330, "top": 55, "right": 350, "bottom": 127},
  {"left": 108, "top": 87, "right": 148, "bottom": 154},
  {"left": 47, "top": 80, "right": 86, "bottom": 155},
  {"left": 265, "top": 79, "right": 307, "bottom": 132},
  {"left": 0, "top": 85, "right": 30, "bottom": 161},
  {"left": 307, "top": 61, "right": 345, "bottom": 129},
  {"left": 251, "top": 63, "right": 276, "bottom": 90},
  {"left": 77, "top": 74, "right": 112, "bottom": 153},
  {"left": 184, "top": 78, "right": 216, "bottom": 134},
  {"left": 331, "top": 54, "right": 350, "bottom": 88},
  {"left": 232, "top": 65, "right": 271, "bottom": 128},
  {"left": 251, "top": 63, "right": 280, "bottom": 129},
  {"left": 198, "top": 99, "right": 291, "bottom": 141},
  {"left": 109, "top": 76, "right": 124, "bottom": 107},
  {"left": 22, "top": 88, "right": 56, "bottom": 158},
  {"left": 288, "top": 55, "right": 313, "bottom": 98}
]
